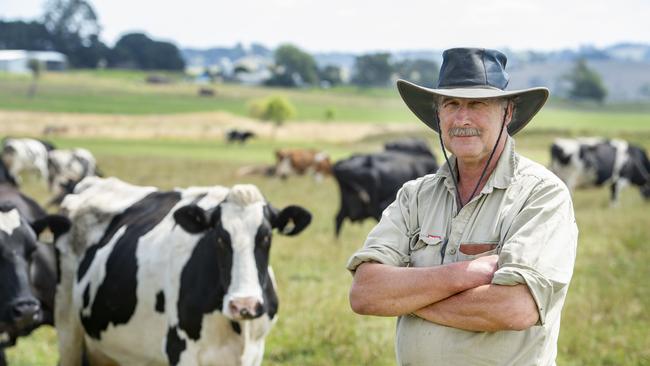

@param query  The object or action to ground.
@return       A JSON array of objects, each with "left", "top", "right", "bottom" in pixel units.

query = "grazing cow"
[
  {"left": 274, "top": 148, "right": 332, "bottom": 181},
  {"left": 226, "top": 130, "right": 256, "bottom": 144},
  {"left": 384, "top": 138, "right": 437, "bottom": 158},
  {"left": 1, "top": 138, "right": 56, "bottom": 183},
  {"left": 333, "top": 139, "right": 439, "bottom": 236},
  {"left": 47, "top": 148, "right": 101, "bottom": 206},
  {"left": 550, "top": 137, "right": 650, "bottom": 205},
  {"left": 54, "top": 177, "right": 312, "bottom": 366},
  {"left": 0, "top": 161, "right": 70, "bottom": 365}
]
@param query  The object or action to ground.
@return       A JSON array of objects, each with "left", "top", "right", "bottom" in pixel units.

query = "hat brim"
[{"left": 396, "top": 79, "right": 549, "bottom": 135}]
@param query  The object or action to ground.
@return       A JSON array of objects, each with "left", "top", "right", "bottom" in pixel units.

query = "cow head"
[
  {"left": 173, "top": 185, "right": 311, "bottom": 321},
  {"left": 0, "top": 204, "right": 70, "bottom": 345}
]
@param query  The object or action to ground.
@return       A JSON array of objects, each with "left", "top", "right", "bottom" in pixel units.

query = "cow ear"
[
  {"left": 270, "top": 205, "right": 312, "bottom": 236},
  {"left": 31, "top": 214, "right": 71, "bottom": 239},
  {"left": 174, "top": 204, "right": 209, "bottom": 233}
]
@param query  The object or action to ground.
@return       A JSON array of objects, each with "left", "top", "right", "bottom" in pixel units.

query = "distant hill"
[{"left": 181, "top": 43, "right": 650, "bottom": 101}]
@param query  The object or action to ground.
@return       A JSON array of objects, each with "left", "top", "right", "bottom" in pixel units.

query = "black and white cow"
[
  {"left": 1, "top": 138, "right": 56, "bottom": 183},
  {"left": 47, "top": 148, "right": 101, "bottom": 206},
  {"left": 0, "top": 161, "right": 70, "bottom": 365},
  {"left": 550, "top": 137, "right": 650, "bottom": 205},
  {"left": 55, "top": 177, "right": 311, "bottom": 366},
  {"left": 332, "top": 138, "right": 438, "bottom": 237},
  {"left": 226, "top": 130, "right": 256, "bottom": 144}
]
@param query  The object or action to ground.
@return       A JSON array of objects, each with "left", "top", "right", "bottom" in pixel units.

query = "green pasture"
[
  {"left": 0, "top": 71, "right": 407, "bottom": 122},
  {"left": 4, "top": 133, "right": 650, "bottom": 365},
  {"left": 2, "top": 70, "right": 650, "bottom": 131}
]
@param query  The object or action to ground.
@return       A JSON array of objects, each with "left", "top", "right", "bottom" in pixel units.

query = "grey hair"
[{"left": 434, "top": 95, "right": 516, "bottom": 113}]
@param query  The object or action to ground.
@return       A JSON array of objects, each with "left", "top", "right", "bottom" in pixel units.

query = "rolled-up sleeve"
[
  {"left": 346, "top": 179, "right": 420, "bottom": 274},
  {"left": 492, "top": 180, "right": 578, "bottom": 325}
]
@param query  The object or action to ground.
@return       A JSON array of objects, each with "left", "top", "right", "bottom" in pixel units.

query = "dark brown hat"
[{"left": 397, "top": 48, "right": 549, "bottom": 135}]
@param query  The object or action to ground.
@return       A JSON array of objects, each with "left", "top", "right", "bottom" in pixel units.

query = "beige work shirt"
[{"left": 347, "top": 137, "right": 578, "bottom": 366}]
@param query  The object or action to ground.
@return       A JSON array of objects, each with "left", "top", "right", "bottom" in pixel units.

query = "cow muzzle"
[
  {"left": 8, "top": 298, "right": 41, "bottom": 329},
  {"left": 228, "top": 297, "right": 263, "bottom": 320}
]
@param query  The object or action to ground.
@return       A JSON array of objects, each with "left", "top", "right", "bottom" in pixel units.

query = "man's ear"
[
  {"left": 31, "top": 214, "right": 71, "bottom": 239},
  {"left": 267, "top": 204, "right": 312, "bottom": 236},
  {"left": 505, "top": 99, "right": 515, "bottom": 126},
  {"left": 174, "top": 204, "right": 210, "bottom": 234}
]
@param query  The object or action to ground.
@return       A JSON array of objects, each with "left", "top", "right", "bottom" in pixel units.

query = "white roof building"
[{"left": 0, "top": 50, "right": 68, "bottom": 74}]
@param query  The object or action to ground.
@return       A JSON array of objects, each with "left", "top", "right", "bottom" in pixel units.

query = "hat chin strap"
[{"left": 436, "top": 108, "right": 508, "bottom": 215}]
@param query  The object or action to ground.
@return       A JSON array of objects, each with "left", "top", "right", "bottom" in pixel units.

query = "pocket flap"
[
  {"left": 419, "top": 234, "right": 443, "bottom": 246},
  {"left": 459, "top": 242, "right": 498, "bottom": 255}
]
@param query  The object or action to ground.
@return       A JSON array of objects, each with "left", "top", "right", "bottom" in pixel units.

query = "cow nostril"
[{"left": 11, "top": 299, "right": 40, "bottom": 321}]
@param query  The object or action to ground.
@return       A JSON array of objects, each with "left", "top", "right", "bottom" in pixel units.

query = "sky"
[{"left": 3, "top": 0, "right": 650, "bottom": 53}]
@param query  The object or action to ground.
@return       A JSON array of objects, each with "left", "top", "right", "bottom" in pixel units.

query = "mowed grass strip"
[{"left": 6, "top": 134, "right": 650, "bottom": 365}]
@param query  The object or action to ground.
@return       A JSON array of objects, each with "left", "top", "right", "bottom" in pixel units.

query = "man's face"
[{"left": 438, "top": 97, "right": 511, "bottom": 166}]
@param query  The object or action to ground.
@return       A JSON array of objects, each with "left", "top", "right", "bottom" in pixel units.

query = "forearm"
[
  {"left": 349, "top": 261, "right": 493, "bottom": 317},
  {"left": 413, "top": 284, "right": 539, "bottom": 332}
]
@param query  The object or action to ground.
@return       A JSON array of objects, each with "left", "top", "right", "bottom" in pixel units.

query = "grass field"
[
  {"left": 2, "top": 70, "right": 650, "bottom": 365},
  {"left": 3, "top": 134, "right": 649, "bottom": 366}
]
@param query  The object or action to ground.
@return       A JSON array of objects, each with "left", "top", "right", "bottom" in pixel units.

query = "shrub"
[{"left": 248, "top": 95, "right": 296, "bottom": 125}]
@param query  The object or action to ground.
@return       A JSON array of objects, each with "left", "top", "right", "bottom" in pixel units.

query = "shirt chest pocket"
[
  {"left": 456, "top": 240, "right": 500, "bottom": 261},
  {"left": 408, "top": 234, "right": 443, "bottom": 267}
]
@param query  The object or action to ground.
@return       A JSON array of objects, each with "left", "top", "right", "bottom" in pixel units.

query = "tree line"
[
  {"left": 0, "top": 0, "right": 607, "bottom": 102},
  {"left": 0, "top": 0, "right": 184, "bottom": 70}
]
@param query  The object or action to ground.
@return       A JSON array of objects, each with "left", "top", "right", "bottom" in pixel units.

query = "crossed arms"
[{"left": 348, "top": 255, "right": 539, "bottom": 332}]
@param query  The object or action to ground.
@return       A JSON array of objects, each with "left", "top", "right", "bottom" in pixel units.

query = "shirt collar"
[{"left": 438, "top": 136, "right": 518, "bottom": 193}]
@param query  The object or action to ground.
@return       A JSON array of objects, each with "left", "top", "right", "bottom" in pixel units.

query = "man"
[{"left": 347, "top": 48, "right": 578, "bottom": 365}]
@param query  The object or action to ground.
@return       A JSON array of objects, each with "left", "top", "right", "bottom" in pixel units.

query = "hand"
[{"left": 465, "top": 254, "right": 498, "bottom": 285}]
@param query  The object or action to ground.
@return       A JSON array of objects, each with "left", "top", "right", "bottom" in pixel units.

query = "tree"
[
  {"left": 249, "top": 96, "right": 296, "bottom": 125},
  {"left": 42, "top": 0, "right": 108, "bottom": 68},
  {"left": 318, "top": 65, "right": 343, "bottom": 87},
  {"left": 270, "top": 44, "right": 319, "bottom": 86},
  {"left": 109, "top": 33, "right": 185, "bottom": 70},
  {"left": 351, "top": 53, "right": 393, "bottom": 87},
  {"left": 393, "top": 59, "right": 439, "bottom": 88},
  {"left": 565, "top": 59, "right": 608, "bottom": 103},
  {"left": 0, "top": 20, "right": 55, "bottom": 50}
]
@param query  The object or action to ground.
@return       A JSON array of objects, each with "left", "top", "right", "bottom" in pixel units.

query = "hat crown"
[{"left": 437, "top": 48, "right": 510, "bottom": 90}]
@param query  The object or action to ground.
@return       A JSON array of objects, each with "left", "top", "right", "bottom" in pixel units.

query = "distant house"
[
  {"left": 231, "top": 55, "right": 273, "bottom": 85},
  {"left": 0, "top": 50, "right": 68, "bottom": 74}
]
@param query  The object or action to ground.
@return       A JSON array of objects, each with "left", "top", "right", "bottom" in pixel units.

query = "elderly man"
[{"left": 347, "top": 48, "right": 578, "bottom": 365}]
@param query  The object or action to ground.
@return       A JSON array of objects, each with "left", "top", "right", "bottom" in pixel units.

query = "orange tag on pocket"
[{"left": 459, "top": 243, "right": 497, "bottom": 255}]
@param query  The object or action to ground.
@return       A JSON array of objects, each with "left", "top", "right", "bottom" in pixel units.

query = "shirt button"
[{"left": 449, "top": 248, "right": 457, "bottom": 255}]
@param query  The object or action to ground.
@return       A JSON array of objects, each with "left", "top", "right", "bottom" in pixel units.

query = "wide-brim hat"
[{"left": 397, "top": 48, "right": 549, "bottom": 135}]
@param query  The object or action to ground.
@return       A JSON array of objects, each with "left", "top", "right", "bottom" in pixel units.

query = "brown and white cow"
[{"left": 274, "top": 148, "right": 332, "bottom": 181}]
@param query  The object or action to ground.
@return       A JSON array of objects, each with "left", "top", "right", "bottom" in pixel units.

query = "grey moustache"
[{"left": 449, "top": 128, "right": 480, "bottom": 137}]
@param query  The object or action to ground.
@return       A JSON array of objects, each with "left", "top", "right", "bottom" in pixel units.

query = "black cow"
[
  {"left": 384, "top": 138, "right": 436, "bottom": 158},
  {"left": 333, "top": 139, "right": 438, "bottom": 237},
  {"left": 0, "top": 161, "right": 69, "bottom": 365},
  {"left": 226, "top": 129, "right": 256, "bottom": 144},
  {"left": 550, "top": 137, "right": 650, "bottom": 205},
  {"left": 54, "top": 177, "right": 311, "bottom": 365}
]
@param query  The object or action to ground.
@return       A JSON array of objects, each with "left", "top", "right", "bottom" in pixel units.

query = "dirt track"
[{"left": 0, "top": 110, "right": 424, "bottom": 143}]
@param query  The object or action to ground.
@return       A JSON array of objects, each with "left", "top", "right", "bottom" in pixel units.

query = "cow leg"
[
  {"left": 0, "top": 348, "right": 6, "bottom": 366},
  {"left": 611, "top": 178, "right": 630, "bottom": 207},
  {"left": 55, "top": 250, "right": 86, "bottom": 366},
  {"left": 335, "top": 211, "right": 346, "bottom": 238}
]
